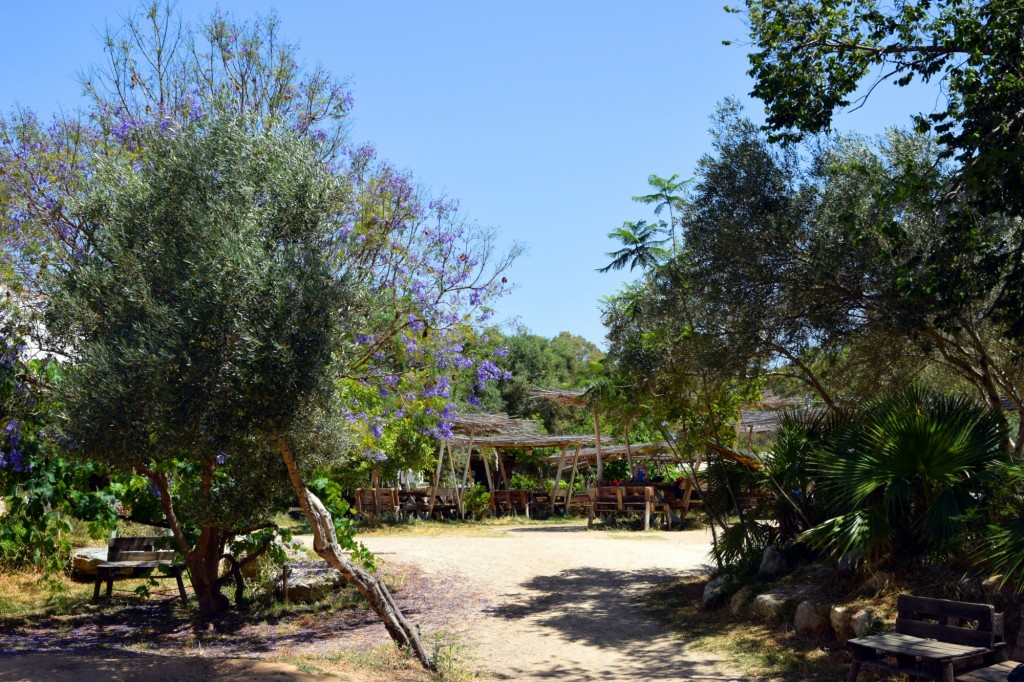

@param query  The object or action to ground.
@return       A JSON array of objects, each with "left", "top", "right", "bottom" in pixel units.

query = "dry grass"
[
  {"left": 640, "top": 574, "right": 854, "bottom": 682},
  {"left": 356, "top": 515, "right": 589, "bottom": 538},
  {"left": 0, "top": 561, "right": 473, "bottom": 682}
]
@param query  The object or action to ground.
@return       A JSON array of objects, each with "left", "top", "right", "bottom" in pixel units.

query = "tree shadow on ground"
[
  {"left": 0, "top": 562, "right": 482, "bottom": 660},
  {"left": 503, "top": 525, "right": 588, "bottom": 533},
  {"left": 483, "top": 567, "right": 745, "bottom": 681}
]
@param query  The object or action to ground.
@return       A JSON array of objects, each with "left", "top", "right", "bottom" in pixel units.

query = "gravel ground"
[
  {"left": 357, "top": 522, "right": 749, "bottom": 681},
  {"left": 0, "top": 521, "right": 749, "bottom": 681}
]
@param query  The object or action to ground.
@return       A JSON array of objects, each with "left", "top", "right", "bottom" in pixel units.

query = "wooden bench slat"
[
  {"left": 93, "top": 536, "right": 187, "bottom": 604},
  {"left": 899, "top": 595, "right": 996, "bottom": 629},
  {"left": 849, "top": 596, "right": 1004, "bottom": 682},
  {"left": 896, "top": 619, "right": 996, "bottom": 649}
]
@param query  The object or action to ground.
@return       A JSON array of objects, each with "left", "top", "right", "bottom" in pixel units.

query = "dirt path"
[{"left": 359, "top": 522, "right": 746, "bottom": 681}]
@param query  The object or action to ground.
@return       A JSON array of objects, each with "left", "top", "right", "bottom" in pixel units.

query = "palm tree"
[
  {"left": 631, "top": 174, "right": 691, "bottom": 256},
  {"left": 597, "top": 220, "right": 669, "bottom": 273},
  {"left": 801, "top": 387, "right": 1005, "bottom": 567}
]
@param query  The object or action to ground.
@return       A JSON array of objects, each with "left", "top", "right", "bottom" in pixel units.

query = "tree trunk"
[
  {"left": 188, "top": 527, "right": 229, "bottom": 617},
  {"left": 141, "top": 466, "right": 228, "bottom": 618},
  {"left": 277, "top": 437, "right": 432, "bottom": 670}
]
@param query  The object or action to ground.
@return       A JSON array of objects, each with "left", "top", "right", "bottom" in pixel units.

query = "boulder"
[
  {"left": 837, "top": 549, "right": 864, "bottom": 573},
  {"left": 794, "top": 600, "right": 830, "bottom": 636},
  {"left": 71, "top": 547, "right": 108, "bottom": 578},
  {"left": 759, "top": 545, "right": 789, "bottom": 579},
  {"left": 730, "top": 585, "right": 755, "bottom": 618},
  {"left": 702, "top": 576, "right": 731, "bottom": 608},
  {"left": 830, "top": 605, "right": 855, "bottom": 641},
  {"left": 276, "top": 562, "right": 345, "bottom": 603},
  {"left": 982, "top": 575, "right": 1012, "bottom": 598},
  {"left": 863, "top": 570, "right": 894, "bottom": 592},
  {"left": 850, "top": 608, "right": 877, "bottom": 637},
  {"left": 751, "top": 590, "right": 790, "bottom": 622},
  {"left": 958, "top": 576, "right": 984, "bottom": 601}
]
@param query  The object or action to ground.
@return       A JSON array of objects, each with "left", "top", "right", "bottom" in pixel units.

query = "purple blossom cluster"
[{"left": 0, "top": 314, "right": 29, "bottom": 472}]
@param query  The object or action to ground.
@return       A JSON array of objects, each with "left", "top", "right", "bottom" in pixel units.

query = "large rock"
[
  {"left": 276, "top": 562, "right": 346, "bottom": 603},
  {"left": 71, "top": 547, "right": 108, "bottom": 578},
  {"left": 830, "top": 605, "right": 855, "bottom": 641},
  {"left": 837, "top": 549, "right": 864, "bottom": 573},
  {"left": 850, "top": 608, "right": 877, "bottom": 637},
  {"left": 863, "top": 570, "right": 893, "bottom": 592},
  {"left": 794, "top": 600, "right": 830, "bottom": 636},
  {"left": 759, "top": 545, "right": 789, "bottom": 579},
  {"left": 703, "top": 576, "right": 732, "bottom": 608},
  {"left": 751, "top": 590, "right": 791, "bottom": 622},
  {"left": 730, "top": 585, "right": 755, "bottom": 618}
]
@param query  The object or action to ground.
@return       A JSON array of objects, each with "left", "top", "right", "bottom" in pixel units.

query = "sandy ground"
[
  {"left": 359, "top": 522, "right": 747, "bottom": 681},
  {"left": 0, "top": 521, "right": 748, "bottom": 681}
]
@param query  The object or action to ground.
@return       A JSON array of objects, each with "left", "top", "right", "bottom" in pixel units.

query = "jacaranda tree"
[{"left": 2, "top": 3, "right": 519, "bottom": 668}]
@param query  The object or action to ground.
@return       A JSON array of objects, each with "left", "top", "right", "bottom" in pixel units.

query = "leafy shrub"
[
  {"left": 463, "top": 483, "right": 490, "bottom": 520},
  {"left": 802, "top": 387, "right": 1005, "bottom": 568}
]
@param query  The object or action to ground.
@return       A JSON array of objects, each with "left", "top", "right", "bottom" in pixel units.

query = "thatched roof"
[
  {"left": 450, "top": 433, "right": 599, "bottom": 449},
  {"left": 451, "top": 413, "right": 541, "bottom": 438},
  {"left": 542, "top": 440, "right": 678, "bottom": 464},
  {"left": 530, "top": 388, "right": 590, "bottom": 408}
]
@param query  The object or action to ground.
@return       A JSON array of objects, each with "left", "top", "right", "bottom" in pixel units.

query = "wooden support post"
[
  {"left": 592, "top": 409, "right": 604, "bottom": 484},
  {"left": 461, "top": 435, "right": 475, "bottom": 519},
  {"left": 496, "top": 448, "right": 510, "bottom": 489},
  {"left": 566, "top": 445, "right": 581, "bottom": 513},
  {"left": 549, "top": 445, "right": 569, "bottom": 513},
  {"left": 428, "top": 441, "right": 444, "bottom": 518},
  {"left": 682, "top": 451, "right": 703, "bottom": 514},
  {"left": 643, "top": 487, "right": 652, "bottom": 531},
  {"left": 625, "top": 423, "right": 633, "bottom": 474},
  {"left": 481, "top": 446, "right": 494, "bottom": 491},
  {"left": 447, "top": 440, "right": 463, "bottom": 518}
]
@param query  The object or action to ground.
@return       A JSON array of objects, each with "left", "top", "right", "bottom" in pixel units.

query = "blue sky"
[{"left": 1, "top": 2, "right": 939, "bottom": 347}]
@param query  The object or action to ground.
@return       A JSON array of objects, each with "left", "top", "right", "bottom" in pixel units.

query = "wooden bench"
[
  {"left": 957, "top": 660, "right": 1023, "bottom": 681},
  {"left": 848, "top": 595, "right": 1005, "bottom": 682},
  {"left": 490, "top": 490, "right": 531, "bottom": 518},
  {"left": 588, "top": 485, "right": 667, "bottom": 531},
  {"left": 93, "top": 536, "right": 187, "bottom": 604},
  {"left": 570, "top": 492, "right": 592, "bottom": 514},
  {"left": 354, "top": 488, "right": 401, "bottom": 516}
]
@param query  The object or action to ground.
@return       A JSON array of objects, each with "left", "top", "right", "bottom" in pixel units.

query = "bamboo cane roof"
[
  {"left": 450, "top": 413, "right": 541, "bottom": 437},
  {"left": 450, "top": 433, "right": 599, "bottom": 449},
  {"left": 530, "top": 388, "right": 590, "bottom": 407},
  {"left": 543, "top": 441, "right": 679, "bottom": 463}
]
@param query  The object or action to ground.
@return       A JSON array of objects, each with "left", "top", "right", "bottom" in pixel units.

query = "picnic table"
[{"left": 847, "top": 595, "right": 1005, "bottom": 682}]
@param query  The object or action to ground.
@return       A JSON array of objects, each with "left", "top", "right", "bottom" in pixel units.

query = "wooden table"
[{"left": 848, "top": 632, "right": 990, "bottom": 682}]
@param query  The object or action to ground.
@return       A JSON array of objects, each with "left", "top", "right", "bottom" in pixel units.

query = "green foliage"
[
  {"left": 743, "top": 0, "right": 1024, "bottom": 339},
  {"left": 758, "top": 411, "right": 833, "bottom": 540},
  {"left": 480, "top": 328, "right": 604, "bottom": 434},
  {"left": 462, "top": 483, "right": 491, "bottom": 521},
  {"left": 308, "top": 477, "right": 373, "bottom": 569},
  {"left": 0, "top": 315, "right": 120, "bottom": 577},
  {"left": 802, "top": 387, "right": 1006, "bottom": 567}
]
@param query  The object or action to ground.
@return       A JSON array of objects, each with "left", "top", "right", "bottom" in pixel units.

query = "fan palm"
[{"left": 801, "top": 387, "right": 1005, "bottom": 567}]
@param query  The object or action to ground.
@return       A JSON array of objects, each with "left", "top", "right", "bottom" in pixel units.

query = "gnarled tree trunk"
[{"left": 277, "top": 437, "right": 432, "bottom": 670}]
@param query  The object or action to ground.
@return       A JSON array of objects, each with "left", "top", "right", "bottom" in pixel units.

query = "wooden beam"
[
  {"left": 549, "top": 445, "right": 569, "bottom": 513},
  {"left": 447, "top": 440, "right": 463, "bottom": 518},
  {"left": 428, "top": 441, "right": 444, "bottom": 518},
  {"left": 593, "top": 408, "right": 604, "bottom": 483},
  {"left": 566, "top": 445, "right": 581, "bottom": 507},
  {"left": 496, "top": 448, "right": 510, "bottom": 489},
  {"left": 460, "top": 434, "right": 475, "bottom": 518},
  {"left": 481, "top": 446, "right": 494, "bottom": 491}
]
